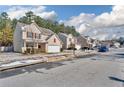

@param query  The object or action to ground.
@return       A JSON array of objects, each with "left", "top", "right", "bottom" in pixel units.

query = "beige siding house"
[
  {"left": 46, "top": 34, "right": 62, "bottom": 53},
  {"left": 58, "top": 33, "right": 75, "bottom": 49},
  {"left": 13, "top": 22, "right": 62, "bottom": 53},
  {"left": 76, "top": 35, "right": 93, "bottom": 49}
]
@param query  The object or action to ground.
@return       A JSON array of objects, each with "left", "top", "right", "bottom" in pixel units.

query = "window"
[
  {"left": 35, "top": 33, "right": 36, "bottom": 38},
  {"left": 32, "top": 33, "right": 34, "bottom": 38},
  {"left": 27, "top": 32, "right": 33, "bottom": 38},
  {"left": 69, "top": 38, "right": 72, "bottom": 42},
  {"left": 35, "top": 33, "right": 41, "bottom": 39},
  {"left": 27, "top": 32, "right": 41, "bottom": 39},
  {"left": 54, "top": 38, "right": 56, "bottom": 43},
  {"left": 39, "top": 34, "right": 41, "bottom": 39}
]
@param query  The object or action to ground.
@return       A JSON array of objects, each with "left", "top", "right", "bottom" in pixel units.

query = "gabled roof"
[
  {"left": 58, "top": 33, "right": 74, "bottom": 39},
  {"left": 46, "top": 33, "right": 63, "bottom": 44},
  {"left": 30, "top": 22, "right": 62, "bottom": 43},
  {"left": 58, "top": 33, "right": 68, "bottom": 38},
  {"left": 16, "top": 22, "right": 55, "bottom": 35},
  {"left": 17, "top": 22, "right": 41, "bottom": 33},
  {"left": 76, "top": 35, "right": 87, "bottom": 44},
  {"left": 39, "top": 27, "right": 54, "bottom": 36},
  {"left": 45, "top": 34, "right": 54, "bottom": 41},
  {"left": 30, "top": 22, "right": 54, "bottom": 36}
]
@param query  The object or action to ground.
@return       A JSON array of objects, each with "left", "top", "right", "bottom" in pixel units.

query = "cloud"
[
  {"left": 7, "top": 6, "right": 57, "bottom": 21},
  {"left": 37, "top": 11, "right": 57, "bottom": 21},
  {"left": 62, "top": 5, "right": 124, "bottom": 34},
  {"left": 62, "top": 13, "right": 95, "bottom": 33},
  {"left": 7, "top": 6, "right": 28, "bottom": 19},
  {"left": 94, "top": 5, "right": 124, "bottom": 27}
]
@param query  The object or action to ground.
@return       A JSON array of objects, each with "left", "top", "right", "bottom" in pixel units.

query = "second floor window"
[
  {"left": 35, "top": 33, "right": 36, "bottom": 39},
  {"left": 27, "top": 32, "right": 41, "bottom": 39},
  {"left": 39, "top": 34, "right": 41, "bottom": 39},
  {"left": 27, "top": 32, "right": 33, "bottom": 38},
  {"left": 35, "top": 33, "right": 41, "bottom": 39},
  {"left": 69, "top": 38, "right": 72, "bottom": 42},
  {"left": 54, "top": 38, "right": 56, "bottom": 43}
]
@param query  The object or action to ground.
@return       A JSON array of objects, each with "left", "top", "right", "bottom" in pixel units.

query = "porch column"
[
  {"left": 45, "top": 43, "right": 48, "bottom": 53},
  {"left": 22, "top": 40, "right": 26, "bottom": 53}
]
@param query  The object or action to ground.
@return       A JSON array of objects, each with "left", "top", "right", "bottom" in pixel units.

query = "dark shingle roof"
[
  {"left": 76, "top": 35, "right": 86, "bottom": 44},
  {"left": 39, "top": 27, "right": 54, "bottom": 36}
]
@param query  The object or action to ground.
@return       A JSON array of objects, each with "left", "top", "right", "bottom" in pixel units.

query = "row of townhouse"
[{"left": 13, "top": 22, "right": 95, "bottom": 53}]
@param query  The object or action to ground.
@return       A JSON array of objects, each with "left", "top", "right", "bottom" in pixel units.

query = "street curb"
[
  {"left": 75, "top": 53, "right": 98, "bottom": 58},
  {"left": 0, "top": 60, "right": 47, "bottom": 71},
  {"left": 0, "top": 52, "right": 97, "bottom": 71}
]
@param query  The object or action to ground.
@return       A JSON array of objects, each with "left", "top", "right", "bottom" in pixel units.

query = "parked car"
[
  {"left": 114, "top": 42, "right": 120, "bottom": 48},
  {"left": 98, "top": 45, "right": 109, "bottom": 52}
]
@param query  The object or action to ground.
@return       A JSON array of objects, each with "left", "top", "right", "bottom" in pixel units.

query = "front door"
[{"left": 38, "top": 43, "right": 46, "bottom": 52}]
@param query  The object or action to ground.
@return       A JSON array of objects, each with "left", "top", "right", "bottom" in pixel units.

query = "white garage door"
[
  {"left": 48, "top": 45, "right": 60, "bottom": 53},
  {"left": 75, "top": 45, "right": 81, "bottom": 50}
]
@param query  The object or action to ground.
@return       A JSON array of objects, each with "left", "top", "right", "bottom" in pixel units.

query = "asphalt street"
[{"left": 0, "top": 48, "right": 124, "bottom": 87}]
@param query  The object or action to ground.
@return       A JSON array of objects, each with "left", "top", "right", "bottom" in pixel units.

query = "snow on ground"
[
  {"left": 0, "top": 59, "right": 44, "bottom": 67},
  {"left": 0, "top": 55, "right": 49, "bottom": 68},
  {"left": 0, "top": 52, "right": 66, "bottom": 63}
]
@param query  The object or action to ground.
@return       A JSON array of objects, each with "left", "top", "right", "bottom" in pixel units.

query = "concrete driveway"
[{"left": 0, "top": 48, "right": 124, "bottom": 87}]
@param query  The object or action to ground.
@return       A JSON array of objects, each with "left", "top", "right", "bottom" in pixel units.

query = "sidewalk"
[{"left": 0, "top": 50, "right": 97, "bottom": 71}]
